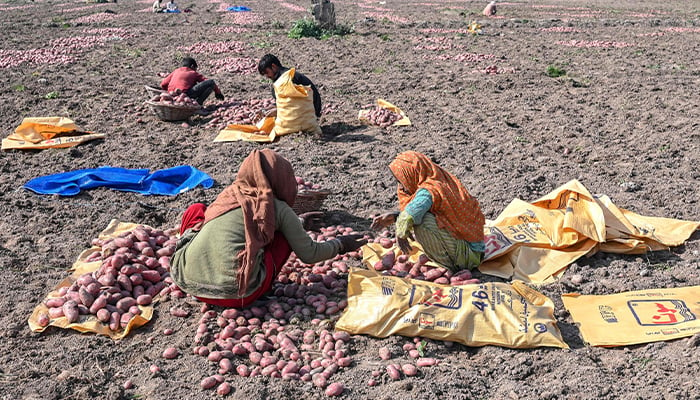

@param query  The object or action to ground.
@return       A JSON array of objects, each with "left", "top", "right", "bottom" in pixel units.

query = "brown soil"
[{"left": 0, "top": 0, "right": 698, "bottom": 399}]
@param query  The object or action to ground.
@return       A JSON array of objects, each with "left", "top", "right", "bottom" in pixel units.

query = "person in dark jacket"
[{"left": 257, "top": 54, "right": 322, "bottom": 118}]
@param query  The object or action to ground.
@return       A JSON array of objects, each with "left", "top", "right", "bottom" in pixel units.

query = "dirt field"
[{"left": 0, "top": 0, "right": 698, "bottom": 398}]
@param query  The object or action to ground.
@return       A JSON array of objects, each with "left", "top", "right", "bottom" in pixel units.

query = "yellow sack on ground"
[
  {"left": 335, "top": 267, "right": 568, "bottom": 349},
  {"left": 28, "top": 220, "right": 160, "bottom": 340},
  {"left": 480, "top": 180, "right": 699, "bottom": 283},
  {"left": 214, "top": 116, "right": 275, "bottom": 143},
  {"left": 2, "top": 117, "right": 104, "bottom": 150},
  {"left": 272, "top": 68, "right": 321, "bottom": 136},
  {"left": 562, "top": 286, "right": 700, "bottom": 347},
  {"left": 358, "top": 98, "right": 411, "bottom": 126}
]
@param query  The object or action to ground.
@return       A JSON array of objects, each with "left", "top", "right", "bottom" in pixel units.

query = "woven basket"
[
  {"left": 293, "top": 190, "right": 330, "bottom": 215},
  {"left": 146, "top": 100, "right": 201, "bottom": 122},
  {"left": 144, "top": 84, "right": 165, "bottom": 97}
]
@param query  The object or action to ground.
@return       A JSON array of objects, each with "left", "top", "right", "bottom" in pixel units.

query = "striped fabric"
[{"left": 413, "top": 212, "right": 483, "bottom": 271}]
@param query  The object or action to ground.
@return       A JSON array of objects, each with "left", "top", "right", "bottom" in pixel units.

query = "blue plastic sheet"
[
  {"left": 226, "top": 5, "right": 251, "bottom": 12},
  {"left": 24, "top": 166, "right": 214, "bottom": 196}
]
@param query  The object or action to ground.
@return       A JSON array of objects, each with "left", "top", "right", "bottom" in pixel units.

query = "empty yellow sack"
[
  {"left": 480, "top": 180, "right": 699, "bottom": 283},
  {"left": 214, "top": 116, "right": 276, "bottom": 143},
  {"left": 2, "top": 116, "right": 104, "bottom": 150},
  {"left": 562, "top": 286, "right": 700, "bottom": 347}
]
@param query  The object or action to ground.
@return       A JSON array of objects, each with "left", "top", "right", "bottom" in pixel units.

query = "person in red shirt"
[{"left": 160, "top": 57, "right": 224, "bottom": 105}]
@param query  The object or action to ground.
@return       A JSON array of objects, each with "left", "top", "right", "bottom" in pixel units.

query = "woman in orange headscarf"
[
  {"left": 371, "top": 151, "right": 485, "bottom": 271},
  {"left": 171, "top": 149, "right": 366, "bottom": 308}
]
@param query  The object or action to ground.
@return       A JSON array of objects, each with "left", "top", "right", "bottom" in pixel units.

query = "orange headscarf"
[
  {"left": 389, "top": 151, "right": 485, "bottom": 243},
  {"left": 203, "top": 149, "right": 297, "bottom": 296}
]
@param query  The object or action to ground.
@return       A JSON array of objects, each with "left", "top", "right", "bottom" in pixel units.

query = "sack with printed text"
[
  {"left": 335, "top": 267, "right": 568, "bottom": 349},
  {"left": 562, "top": 285, "right": 700, "bottom": 347}
]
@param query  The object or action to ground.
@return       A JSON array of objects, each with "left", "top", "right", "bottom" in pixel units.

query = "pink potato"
[
  {"left": 109, "top": 312, "right": 120, "bottom": 331},
  {"left": 37, "top": 313, "right": 50, "bottom": 327},
  {"left": 325, "top": 382, "right": 345, "bottom": 396},
  {"left": 200, "top": 376, "right": 217, "bottom": 390},
  {"left": 379, "top": 347, "right": 392, "bottom": 360},
  {"left": 163, "top": 347, "right": 179, "bottom": 359},
  {"left": 170, "top": 307, "right": 189, "bottom": 317},
  {"left": 423, "top": 267, "right": 444, "bottom": 281},
  {"left": 136, "top": 294, "right": 153, "bottom": 306},
  {"left": 62, "top": 300, "right": 79, "bottom": 323},
  {"left": 236, "top": 364, "right": 250, "bottom": 377},
  {"left": 89, "top": 294, "right": 108, "bottom": 314},
  {"left": 45, "top": 297, "right": 65, "bottom": 308},
  {"left": 386, "top": 364, "right": 401, "bottom": 380},
  {"left": 48, "top": 307, "right": 64, "bottom": 319},
  {"left": 120, "top": 312, "right": 135, "bottom": 328},
  {"left": 216, "top": 382, "right": 232, "bottom": 395},
  {"left": 381, "top": 251, "right": 396, "bottom": 269},
  {"left": 96, "top": 308, "right": 111, "bottom": 323},
  {"left": 416, "top": 357, "right": 439, "bottom": 367},
  {"left": 401, "top": 364, "right": 418, "bottom": 376}
]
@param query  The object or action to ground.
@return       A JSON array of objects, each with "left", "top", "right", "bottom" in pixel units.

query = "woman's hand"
[
  {"left": 370, "top": 212, "right": 398, "bottom": 230},
  {"left": 397, "top": 232, "right": 414, "bottom": 254},
  {"left": 337, "top": 234, "right": 368, "bottom": 253}
]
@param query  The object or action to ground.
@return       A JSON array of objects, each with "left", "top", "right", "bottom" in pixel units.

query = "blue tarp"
[
  {"left": 24, "top": 165, "right": 214, "bottom": 196},
  {"left": 226, "top": 5, "right": 251, "bottom": 12}
]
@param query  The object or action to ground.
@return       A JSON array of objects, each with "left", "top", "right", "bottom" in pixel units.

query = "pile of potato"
[
  {"left": 433, "top": 52, "right": 496, "bottom": 63},
  {"left": 419, "top": 28, "right": 471, "bottom": 34},
  {"left": 204, "top": 98, "right": 276, "bottom": 129},
  {"left": 213, "top": 26, "right": 250, "bottom": 34},
  {"left": 364, "top": 106, "right": 402, "bottom": 127},
  {"left": 370, "top": 233, "right": 479, "bottom": 285},
  {"left": 296, "top": 176, "right": 323, "bottom": 192},
  {"left": 556, "top": 39, "right": 633, "bottom": 48},
  {"left": 366, "top": 342, "right": 440, "bottom": 386},
  {"left": 222, "top": 11, "right": 263, "bottom": 24},
  {"left": 150, "top": 90, "right": 200, "bottom": 107},
  {"left": 209, "top": 57, "right": 257, "bottom": 75},
  {"left": 71, "top": 12, "right": 121, "bottom": 24},
  {"left": 321, "top": 102, "right": 340, "bottom": 115},
  {"left": 185, "top": 226, "right": 367, "bottom": 394},
  {"left": 0, "top": 33, "right": 132, "bottom": 69},
  {"left": 37, "top": 225, "right": 179, "bottom": 330},
  {"left": 180, "top": 41, "right": 247, "bottom": 54},
  {"left": 473, "top": 65, "right": 517, "bottom": 75},
  {"left": 0, "top": 49, "right": 76, "bottom": 69}
]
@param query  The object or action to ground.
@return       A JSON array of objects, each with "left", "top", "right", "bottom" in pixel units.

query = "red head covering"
[
  {"left": 389, "top": 151, "right": 484, "bottom": 243},
  {"left": 203, "top": 149, "right": 297, "bottom": 296}
]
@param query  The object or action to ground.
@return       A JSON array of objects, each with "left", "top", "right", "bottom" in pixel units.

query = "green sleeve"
[
  {"left": 395, "top": 211, "right": 415, "bottom": 239},
  {"left": 275, "top": 199, "right": 341, "bottom": 264}
]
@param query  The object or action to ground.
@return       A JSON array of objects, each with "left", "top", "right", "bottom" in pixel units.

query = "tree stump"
[{"left": 312, "top": 0, "right": 336, "bottom": 30}]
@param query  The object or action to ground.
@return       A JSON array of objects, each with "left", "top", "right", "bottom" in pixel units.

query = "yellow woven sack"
[
  {"left": 2, "top": 116, "right": 104, "bottom": 150},
  {"left": 562, "top": 286, "right": 700, "bottom": 347},
  {"left": 358, "top": 98, "right": 411, "bottom": 126},
  {"left": 335, "top": 266, "right": 568, "bottom": 349},
  {"left": 272, "top": 68, "right": 321, "bottom": 135},
  {"left": 214, "top": 116, "right": 276, "bottom": 143},
  {"left": 28, "top": 220, "right": 161, "bottom": 340},
  {"left": 480, "top": 180, "right": 699, "bottom": 283}
]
